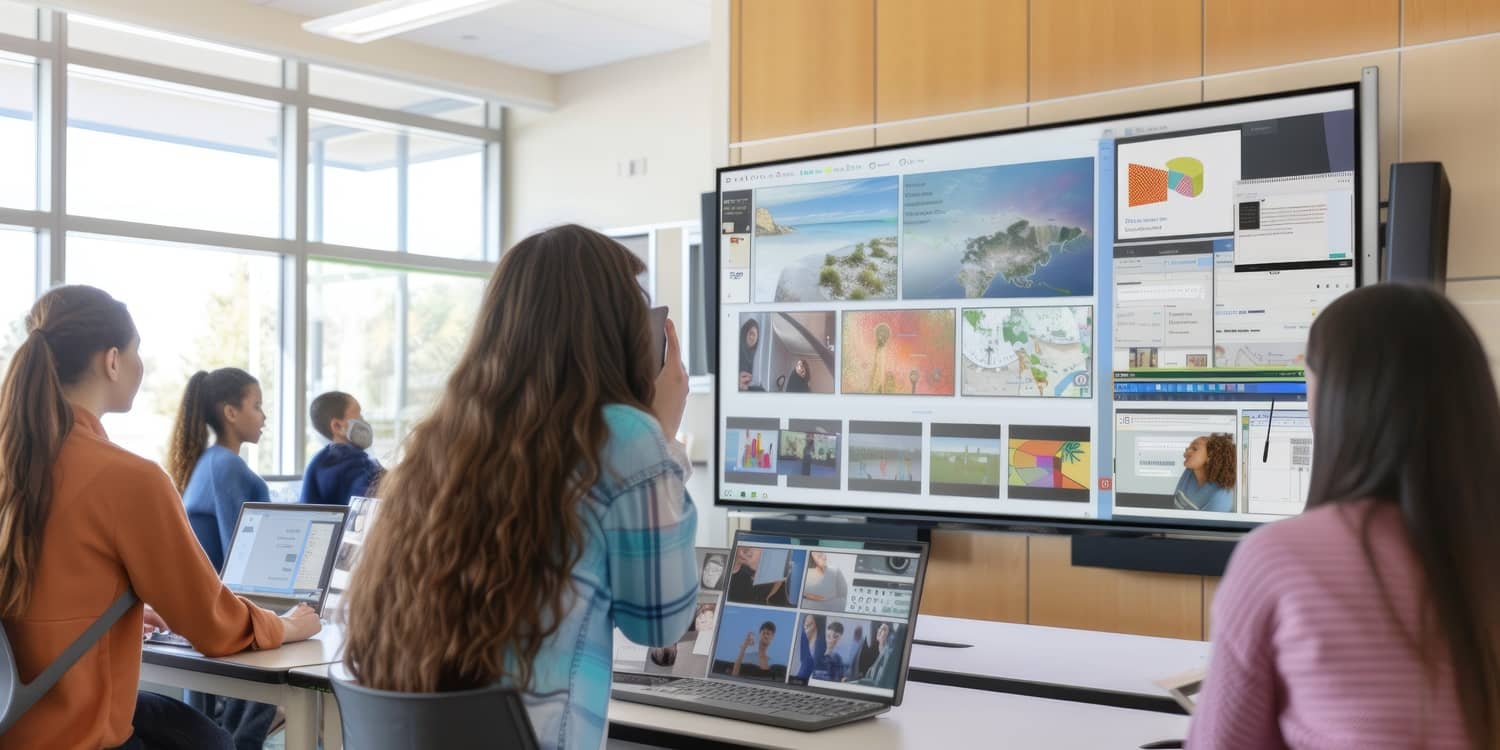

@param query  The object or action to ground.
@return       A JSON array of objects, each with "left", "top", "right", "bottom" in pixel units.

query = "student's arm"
[
  {"left": 606, "top": 439, "right": 699, "bottom": 648},
  {"left": 733, "top": 632, "right": 753, "bottom": 676},
  {"left": 112, "top": 467, "right": 284, "bottom": 657}
]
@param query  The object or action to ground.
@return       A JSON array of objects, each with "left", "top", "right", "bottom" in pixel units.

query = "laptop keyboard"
[{"left": 650, "top": 678, "right": 880, "bottom": 717}]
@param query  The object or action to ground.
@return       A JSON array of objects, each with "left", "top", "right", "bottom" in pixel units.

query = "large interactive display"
[{"left": 716, "top": 84, "right": 1370, "bottom": 529}]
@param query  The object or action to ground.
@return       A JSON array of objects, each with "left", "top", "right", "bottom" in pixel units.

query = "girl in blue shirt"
[
  {"left": 166, "top": 366, "right": 275, "bottom": 750},
  {"left": 1173, "top": 433, "right": 1236, "bottom": 513}
]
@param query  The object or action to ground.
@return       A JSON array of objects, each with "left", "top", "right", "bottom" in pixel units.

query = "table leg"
[
  {"left": 320, "top": 691, "right": 344, "bottom": 750},
  {"left": 283, "top": 685, "right": 320, "bottom": 750}
]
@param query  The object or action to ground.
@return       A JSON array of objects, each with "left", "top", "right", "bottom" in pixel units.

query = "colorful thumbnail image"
[
  {"left": 752, "top": 176, "right": 900, "bottom": 302},
  {"left": 737, "top": 312, "right": 837, "bottom": 393},
  {"left": 841, "top": 310, "right": 956, "bottom": 396},
  {"left": 961, "top": 306, "right": 1092, "bottom": 398},
  {"left": 724, "top": 428, "right": 778, "bottom": 474},
  {"left": 789, "top": 613, "right": 886, "bottom": 686},
  {"left": 902, "top": 158, "right": 1094, "bottom": 300},
  {"left": 711, "top": 606, "right": 799, "bottom": 683},
  {"left": 847, "top": 423, "right": 923, "bottom": 494},
  {"left": 777, "top": 430, "right": 839, "bottom": 479},
  {"left": 929, "top": 424, "right": 1003, "bottom": 499},
  {"left": 1008, "top": 425, "right": 1091, "bottom": 503}
]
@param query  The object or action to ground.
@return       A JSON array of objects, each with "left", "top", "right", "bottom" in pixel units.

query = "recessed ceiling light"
[{"left": 303, "top": 0, "right": 518, "bottom": 44}]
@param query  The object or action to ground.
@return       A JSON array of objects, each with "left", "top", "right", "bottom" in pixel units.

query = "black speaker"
[
  {"left": 1384, "top": 162, "right": 1451, "bottom": 288},
  {"left": 698, "top": 191, "right": 719, "bottom": 372}
]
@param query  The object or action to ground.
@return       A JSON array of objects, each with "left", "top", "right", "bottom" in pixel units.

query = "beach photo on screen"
[
  {"left": 903, "top": 158, "right": 1094, "bottom": 300},
  {"left": 752, "top": 176, "right": 900, "bottom": 303}
]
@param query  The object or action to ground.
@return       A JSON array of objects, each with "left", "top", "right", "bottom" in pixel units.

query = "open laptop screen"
[
  {"left": 712, "top": 531, "right": 927, "bottom": 705},
  {"left": 220, "top": 503, "right": 346, "bottom": 605}
]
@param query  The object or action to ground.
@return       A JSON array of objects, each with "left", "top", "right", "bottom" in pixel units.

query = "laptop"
[
  {"left": 147, "top": 502, "right": 349, "bottom": 647},
  {"left": 611, "top": 531, "right": 929, "bottom": 731},
  {"left": 612, "top": 547, "right": 729, "bottom": 679}
]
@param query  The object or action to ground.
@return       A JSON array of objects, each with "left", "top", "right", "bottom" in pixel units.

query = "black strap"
[{"left": 8, "top": 589, "right": 138, "bottom": 724}]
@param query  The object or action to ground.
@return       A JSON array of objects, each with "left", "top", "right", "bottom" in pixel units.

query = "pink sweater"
[{"left": 1189, "top": 500, "right": 1469, "bottom": 749}]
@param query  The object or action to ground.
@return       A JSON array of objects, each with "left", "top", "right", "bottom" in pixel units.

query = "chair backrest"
[
  {"left": 0, "top": 589, "right": 137, "bottom": 734},
  {"left": 331, "top": 672, "right": 539, "bottom": 750}
]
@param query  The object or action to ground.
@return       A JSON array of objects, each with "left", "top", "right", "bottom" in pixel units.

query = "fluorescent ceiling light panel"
[{"left": 303, "top": 0, "right": 516, "bottom": 44}]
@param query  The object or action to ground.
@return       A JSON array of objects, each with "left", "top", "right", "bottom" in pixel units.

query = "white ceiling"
[{"left": 260, "top": 0, "right": 712, "bottom": 74}]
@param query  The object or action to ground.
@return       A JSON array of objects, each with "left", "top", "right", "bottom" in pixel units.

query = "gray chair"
[
  {"left": 0, "top": 589, "right": 137, "bottom": 734},
  {"left": 331, "top": 671, "right": 539, "bottom": 749}
]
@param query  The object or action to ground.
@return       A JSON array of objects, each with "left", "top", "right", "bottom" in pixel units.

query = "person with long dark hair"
[
  {"left": 785, "top": 358, "right": 812, "bottom": 393},
  {"left": 1189, "top": 284, "right": 1500, "bottom": 749},
  {"left": 738, "top": 318, "right": 761, "bottom": 392},
  {"left": 0, "top": 286, "right": 318, "bottom": 750},
  {"left": 165, "top": 368, "right": 277, "bottom": 749},
  {"left": 342, "top": 225, "right": 697, "bottom": 750}
]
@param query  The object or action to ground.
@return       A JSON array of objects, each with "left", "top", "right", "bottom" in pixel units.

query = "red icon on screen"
[{"left": 1098, "top": 478, "right": 1113, "bottom": 491}]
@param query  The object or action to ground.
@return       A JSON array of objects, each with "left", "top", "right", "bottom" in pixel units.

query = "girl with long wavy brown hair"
[
  {"left": 1190, "top": 284, "right": 1500, "bottom": 749},
  {"left": 343, "top": 225, "right": 698, "bottom": 750}
]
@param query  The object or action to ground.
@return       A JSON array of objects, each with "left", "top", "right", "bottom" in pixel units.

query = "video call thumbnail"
[
  {"left": 777, "top": 418, "right": 842, "bottom": 491},
  {"left": 850, "top": 554, "right": 918, "bottom": 619},
  {"left": 799, "top": 550, "right": 856, "bottom": 613},
  {"left": 752, "top": 176, "right": 900, "bottom": 303},
  {"left": 711, "top": 605, "right": 798, "bottom": 684},
  {"left": 961, "top": 306, "right": 1093, "bottom": 398},
  {"left": 789, "top": 613, "right": 902, "bottom": 690},
  {"left": 723, "top": 416, "right": 781, "bottom": 486},
  {"left": 847, "top": 421, "right": 924, "bottom": 495},
  {"left": 902, "top": 158, "right": 1095, "bottom": 300},
  {"left": 737, "top": 311, "right": 837, "bottom": 394},
  {"left": 928, "top": 423, "right": 1003, "bottom": 499},
  {"left": 841, "top": 309, "right": 956, "bottom": 396},
  {"left": 1114, "top": 409, "right": 1239, "bottom": 513},
  {"left": 727, "top": 544, "right": 807, "bottom": 610},
  {"left": 1007, "top": 425, "right": 1091, "bottom": 503}
]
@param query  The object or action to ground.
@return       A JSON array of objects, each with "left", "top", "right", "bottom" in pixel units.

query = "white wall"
[{"left": 504, "top": 44, "right": 713, "bottom": 246}]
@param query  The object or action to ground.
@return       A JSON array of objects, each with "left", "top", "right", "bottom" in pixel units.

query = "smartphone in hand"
[{"left": 649, "top": 306, "right": 669, "bottom": 374}]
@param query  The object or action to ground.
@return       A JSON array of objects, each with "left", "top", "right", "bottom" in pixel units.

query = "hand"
[
  {"left": 742, "top": 633, "right": 755, "bottom": 650},
  {"left": 651, "top": 318, "right": 689, "bottom": 438},
  {"left": 738, "top": 372, "right": 752, "bottom": 391},
  {"left": 279, "top": 603, "right": 322, "bottom": 643},
  {"left": 142, "top": 605, "right": 168, "bottom": 639}
]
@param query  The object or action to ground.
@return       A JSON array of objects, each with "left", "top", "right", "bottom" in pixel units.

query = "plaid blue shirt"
[{"left": 513, "top": 404, "right": 698, "bottom": 750}]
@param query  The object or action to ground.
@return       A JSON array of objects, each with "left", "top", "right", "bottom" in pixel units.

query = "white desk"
[
  {"left": 139, "top": 623, "right": 344, "bottom": 750},
  {"left": 909, "top": 615, "right": 1210, "bottom": 711},
  {"left": 288, "top": 664, "right": 1188, "bottom": 750}
]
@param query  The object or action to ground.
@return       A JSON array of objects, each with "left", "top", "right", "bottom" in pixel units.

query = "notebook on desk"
[
  {"left": 147, "top": 502, "right": 348, "bottom": 647},
  {"left": 611, "top": 531, "right": 928, "bottom": 731}
]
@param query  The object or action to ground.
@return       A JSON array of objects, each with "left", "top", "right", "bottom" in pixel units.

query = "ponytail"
[
  {"left": 167, "top": 371, "right": 211, "bottom": 493},
  {"left": 167, "top": 367, "right": 259, "bottom": 493},
  {"left": 0, "top": 286, "right": 135, "bottom": 617}
]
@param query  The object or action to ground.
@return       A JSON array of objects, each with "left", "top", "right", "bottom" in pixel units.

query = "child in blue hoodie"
[{"left": 300, "top": 391, "right": 382, "bottom": 506}]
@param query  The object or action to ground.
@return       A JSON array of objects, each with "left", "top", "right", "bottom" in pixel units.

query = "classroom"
[{"left": 1, "top": 2, "right": 1497, "bottom": 749}]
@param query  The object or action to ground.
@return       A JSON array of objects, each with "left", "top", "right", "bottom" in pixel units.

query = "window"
[
  {"left": 68, "top": 15, "right": 282, "bottom": 86},
  {"left": 0, "top": 227, "right": 34, "bottom": 377},
  {"left": 0, "top": 54, "right": 34, "bottom": 209},
  {"left": 68, "top": 67, "right": 281, "bottom": 236},
  {"left": 66, "top": 235, "right": 284, "bottom": 475},
  {"left": 0, "top": 1, "right": 35, "bottom": 38},
  {"left": 309, "top": 65, "right": 485, "bottom": 126},
  {"left": 310, "top": 111, "right": 486, "bottom": 259},
  {"left": 307, "top": 261, "right": 485, "bottom": 463}
]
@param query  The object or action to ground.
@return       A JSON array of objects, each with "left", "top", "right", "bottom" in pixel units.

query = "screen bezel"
[
  {"left": 712, "top": 530, "right": 929, "bottom": 707},
  {"left": 713, "top": 82, "right": 1366, "bottom": 533}
]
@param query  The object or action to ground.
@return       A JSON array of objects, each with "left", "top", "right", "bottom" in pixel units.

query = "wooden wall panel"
[
  {"left": 874, "top": 108, "right": 1028, "bottom": 146},
  {"left": 1405, "top": 0, "right": 1500, "bottom": 44},
  {"left": 1204, "top": 0, "right": 1397, "bottom": 74},
  {"left": 1202, "top": 577, "right": 1222, "bottom": 640},
  {"left": 1401, "top": 37, "right": 1500, "bottom": 278},
  {"left": 1028, "top": 536, "right": 1204, "bottom": 640},
  {"left": 729, "top": 0, "right": 741, "bottom": 145},
  {"left": 739, "top": 0, "right": 874, "bottom": 141},
  {"left": 1028, "top": 81, "right": 1201, "bottom": 126},
  {"left": 1448, "top": 281, "right": 1500, "bottom": 371},
  {"left": 920, "top": 531, "right": 1028, "bottom": 622},
  {"left": 1030, "top": 0, "right": 1201, "bottom": 101},
  {"left": 875, "top": 0, "right": 1027, "bottom": 123},
  {"left": 738, "top": 130, "right": 876, "bottom": 165},
  {"left": 1203, "top": 52, "right": 1398, "bottom": 198}
]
